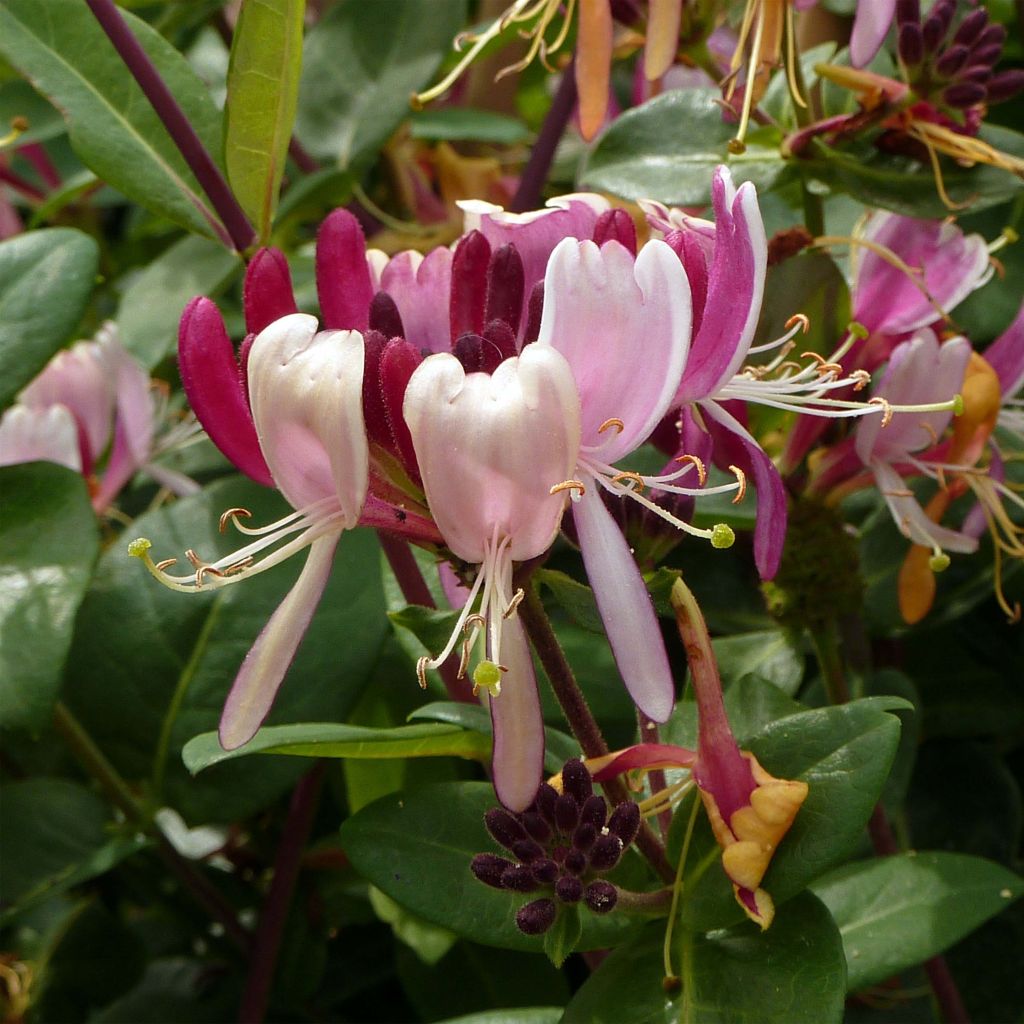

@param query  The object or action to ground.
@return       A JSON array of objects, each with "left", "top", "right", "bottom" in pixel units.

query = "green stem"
[
  {"left": 614, "top": 886, "right": 673, "bottom": 915},
  {"left": 53, "top": 701, "right": 251, "bottom": 952},
  {"left": 807, "top": 618, "right": 850, "bottom": 704}
]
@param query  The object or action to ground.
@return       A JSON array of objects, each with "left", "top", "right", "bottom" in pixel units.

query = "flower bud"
[
  {"left": 987, "top": 70, "right": 1024, "bottom": 103},
  {"left": 555, "top": 793, "right": 580, "bottom": 834},
  {"left": 555, "top": 875, "right": 584, "bottom": 904},
  {"left": 368, "top": 291, "right": 405, "bottom": 339},
  {"left": 895, "top": 0, "right": 918, "bottom": 26},
  {"left": 589, "top": 833, "right": 624, "bottom": 872},
  {"left": 521, "top": 810, "right": 552, "bottom": 843},
  {"left": 484, "top": 244, "right": 525, "bottom": 333},
  {"left": 579, "top": 794, "right": 608, "bottom": 831},
  {"left": 898, "top": 23, "right": 924, "bottom": 66},
  {"left": 501, "top": 863, "right": 541, "bottom": 892},
  {"left": 485, "top": 807, "right": 528, "bottom": 850},
  {"left": 573, "top": 822, "right": 597, "bottom": 851},
  {"left": 607, "top": 801, "right": 641, "bottom": 847},
  {"left": 952, "top": 9, "right": 988, "bottom": 48},
  {"left": 516, "top": 898, "right": 557, "bottom": 935},
  {"left": 512, "top": 838, "right": 544, "bottom": 863},
  {"left": 943, "top": 82, "right": 987, "bottom": 108},
  {"left": 584, "top": 880, "right": 618, "bottom": 914},
  {"left": 534, "top": 782, "right": 559, "bottom": 826},
  {"left": 562, "top": 759, "right": 593, "bottom": 804},
  {"left": 593, "top": 209, "right": 637, "bottom": 255},
  {"left": 471, "top": 853, "right": 515, "bottom": 888},
  {"left": 935, "top": 44, "right": 969, "bottom": 77},
  {"left": 564, "top": 849, "right": 588, "bottom": 875},
  {"left": 531, "top": 858, "right": 559, "bottom": 884}
]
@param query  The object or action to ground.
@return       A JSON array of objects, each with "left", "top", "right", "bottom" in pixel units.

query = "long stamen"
[{"left": 416, "top": 565, "right": 489, "bottom": 687}]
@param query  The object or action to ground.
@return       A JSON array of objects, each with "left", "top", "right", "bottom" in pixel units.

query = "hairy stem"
[
  {"left": 510, "top": 59, "right": 578, "bottom": 213},
  {"left": 53, "top": 701, "right": 251, "bottom": 952},
  {"left": 239, "top": 762, "right": 326, "bottom": 1024},
  {"left": 808, "top": 618, "right": 850, "bottom": 704},
  {"left": 85, "top": 0, "right": 255, "bottom": 251},
  {"left": 517, "top": 584, "right": 674, "bottom": 883}
]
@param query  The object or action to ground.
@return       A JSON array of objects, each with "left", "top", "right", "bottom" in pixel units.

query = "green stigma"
[
  {"left": 848, "top": 320, "right": 869, "bottom": 340},
  {"left": 473, "top": 660, "right": 503, "bottom": 697},
  {"left": 710, "top": 524, "right": 735, "bottom": 550},
  {"left": 929, "top": 552, "right": 951, "bottom": 573},
  {"left": 952, "top": 394, "right": 964, "bottom": 416},
  {"left": 128, "top": 537, "right": 152, "bottom": 559}
]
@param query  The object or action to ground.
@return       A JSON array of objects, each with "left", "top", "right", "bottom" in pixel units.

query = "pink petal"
[
  {"left": 700, "top": 399, "right": 788, "bottom": 580},
  {"left": 853, "top": 213, "right": 991, "bottom": 335},
  {"left": 675, "top": 168, "right": 767, "bottom": 404},
  {"left": 0, "top": 405, "right": 81, "bottom": 472},
  {"left": 850, "top": 0, "right": 896, "bottom": 67},
  {"left": 247, "top": 314, "right": 368, "bottom": 519},
  {"left": 99, "top": 324, "right": 154, "bottom": 468},
  {"left": 982, "top": 300, "right": 1024, "bottom": 397},
  {"left": 219, "top": 534, "right": 339, "bottom": 750},
  {"left": 178, "top": 298, "right": 273, "bottom": 487},
  {"left": 572, "top": 484, "right": 675, "bottom": 722},
  {"left": 380, "top": 247, "right": 454, "bottom": 353},
  {"left": 538, "top": 238, "right": 691, "bottom": 458},
  {"left": 403, "top": 347, "right": 581, "bottom": 563},
  {"left": 316, "top": 209, "right": 374, "bottom": 331},
  {"left": 488, "top": 614, "right": 545, "bottom": 811}
]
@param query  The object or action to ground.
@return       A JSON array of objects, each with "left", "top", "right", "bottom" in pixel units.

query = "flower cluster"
[{"left": 470, "top": 758, "right": 640, "bottom": 935}]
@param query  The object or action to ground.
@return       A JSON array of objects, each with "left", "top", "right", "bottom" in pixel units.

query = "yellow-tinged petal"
[
  {"left": 948, "top": 352, "right": 1001, "bottom": 466},
  {"left": 576, "top": 0, "right": 613, "bottom": 141},
  {"left": 643, "top": 0, "right": 682, "bottom": 81}
]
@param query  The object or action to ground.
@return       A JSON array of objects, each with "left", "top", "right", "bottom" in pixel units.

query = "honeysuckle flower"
[
  {"left": 589, "top": 577, "right": 807, "bottom": 929},
  {"left": 134, "top": 314, "right": 372, "bottom": 750},
  {"left": 0, "top": 322, "right": 197, "bottom": 510},
  {"left": 536, "top": 231, "right": 741, "bottom": 724},
  {"left": 403, "top": 345, "right": 582, "bottom": 810}
]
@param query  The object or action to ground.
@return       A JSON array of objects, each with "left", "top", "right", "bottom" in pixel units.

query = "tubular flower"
[
  {"left": 133, "top": 314, "right": 371, "bottom": 750},
  {"left": 536, "top": 230, "right": 741, "bottom": 724},
  {"left": 403, "top": 346, "right": 582, "bottom": 811},
  {"left": 0, "top": 322, "right": 198, "bottom": 511},
  {"left": 590, "top": 578, "right": 808, "bottom": 929}
]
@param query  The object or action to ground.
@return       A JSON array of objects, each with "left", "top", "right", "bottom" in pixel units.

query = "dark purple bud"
[
  {"left": 922, "top": 0, "right": 954, "bottom": 52},
  {"left": 966, "top": 44, "right": 1003, "bottom": 70},
  {"left": 943, "top": 81, "right": 987, "bottom": 107},
  {"left": 521, "top": 811, "right": 552, "bottom": 844},
  {"left": 535, "top": 782, "right": 558, "bottom": 826},
  {"left": 572, "top": 823, "right": 597, "bottom": 851},
  {"left": 379, "top": 339, "right": 423, "bottom": 476},
  {"left": 360, "top": 330, "right": 391, "bottom": 449},
  {"left": 987, "top": 69, "right": 1024, "bottom": 103},
  {"left": 579, "top": 795, "right": 608, "bottom": 831},
  {"left": 589, "top": 834, "right": 624, "bottom": 872},
  {"left": 512, "top": 839, "right": 544, "bottom": 863},
  {"left": 244, "top": 247, "right": 297, "bottom": 335},
  {"left": 607, "top": 802, "right": 641, "bottom": 847},
  {"left": 453, "top": 332, "right": 487, "bottom": 373},
  {"left": 584, "top": 880, "right": 618, "bottom": 914},
  {"left": 555, "top": 794, "right": 580, "bottom": 834},
  {"left": 522, "top": 281, "right": 545, "bottom": 346},
  {"left": 481, "top": 319, "right": 517, "bottom": 364},
  {"left": 368, "top": 290, "right": 405, "bottom": 340},
  {"left": 593, "top": 208, "right": 637, "bottom": 254},
  {"left": 485, "top": 807, "right": 528, "bottom": 850},
  {"left": 555, "top": 875, "right": 584, "bottom": 904},
  {"left": 895, "top": 0, "right": 919, "bottom": 26},
  {"left": 449, "top": 230, "right": 490, "bottom": 341},
  {"left": 531, "top": 858, "right": 559, "bottom": 884},
  {"left": 471, "top": 853, "right": 516, "bottom": 888},
  {"left": 501, "top": 864, "right": 541, "bottom": 892},
  {"left": 898, "top": 23, "right": 924, "bottom": 66},
  {"left": 960, "top": 63, "right": 994, "bottom": 83},
  {"left": 552, "top": 844, "right": 569, "bottom": 864},
  {"left": 516, "top": 898, "right": 556, "bottom": 935},
  {"left": 483, "top": 244, "right": 524, "bottom": 333},
  {"left": 562, "top": 760, "right": 593, "bottom": 804},
  {"left": 608, "top": 0, "right": 641, "bottom": 26},
  {"left": 972, "top": 24, "right": 1006, "bottom": 52},
  {"left": 953, "top": 9, "right": 990, "bottom": 48},
  {"left": 935, "top": 44, "right": 969, "bottom": 77},
  {"left": 564, "top": 849, "right": 588, "bottom": 875}
]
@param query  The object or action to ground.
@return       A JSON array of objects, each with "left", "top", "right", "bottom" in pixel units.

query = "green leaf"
[
  {"left": 0, "top": 779, "right": 145, "bottom": 921},
  {"left": 667, "top": 698, "right": 906, "bottom": 931},
  {"left": 711, "top": 630, "right": 805, "bottom": 696},
  {"left": 63, "top": 476, "right": 388, "bottom": 824},
  {"left": 410, "top": 107, "right": 531, "bottom": 144},
  {"left": 0, "top": 0, "right": 227, "bottom": 239},
  {"left": 562, "top": 892, "right": 846, "bottom": 1024},
  {"left": 432, "top": 1012, "right": 562, "bottom": 1024},
  {"left": 0, "top": 78, "right": 64, "bottom": 145},
  {"left": 294, "top": 0, "right": 467, "bottom": 171},
  {"left": 183, "top": 720, "right": 492, "bottom": 772},
  {"left": 535, "top": 569, "right": 603, "bottom": 632},
  {"left": 0, "top": 228, "right": 98, "bottom": 410},
  {"left": 0, "top": 464, "right": 99, "bottom": 731},
  {"left": 387, "top": 603, "right": 461, "bottom": 656},
  {"left": 116, "top": 235, "right": 242, "bottom": 368},
  {"left": 340, "top": 782, "right": 648, "bottom": 952},
  {"left": 543, "top": 905, "right": 581, "bottom": 968},
  {"left": 580, "top": 89, "right": 788, "bottom": 206},
  {"left": 224, "top": 0, "right": 305, "bottom": 240},
  {"left": 811, "top": 852, "right": 1024, "bottom": 992}
]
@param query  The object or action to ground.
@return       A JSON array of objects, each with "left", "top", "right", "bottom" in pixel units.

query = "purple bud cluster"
[
  {"left": 896, "top": 0, "right": 1023, "bottom": 110},
  {"left": 469, "top": 759, "right": 642, "bottom": 936}
]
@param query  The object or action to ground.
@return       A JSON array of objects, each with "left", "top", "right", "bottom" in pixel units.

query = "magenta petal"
[
  {"left": 572, "top": 484, "right": 675, "bottom": 722},
  {"left": 244, "top": 247, "right": 298, "bottom": 335},
  {"left": 590, "top": 743, "right": 697, "bottom": 782},
  {"left": 178, "top": 297, "right": 273, "bottom": 486},
  {"left": 850, "top": 0, "right": 896, "bottom": 67},
  {"left": 316, "top": 209, "right": 373, "bottom": 331},
  {"left": 700, "top": 400, "right": 787, "bottom": 580},
  {"left": 676, "top": 169, "right": 766, "bottom": 404},
  {"left": 982, "top": 300, "right": 1024, "bottom": 397},
  {"left": 489, "top": 614, "right": 545, "bottom": 811},
  {"left": 219, "top": 534, "right": 339, "bottom": 750}
]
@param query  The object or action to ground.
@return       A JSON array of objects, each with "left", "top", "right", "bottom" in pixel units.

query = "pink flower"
[
  {"left": 403, "top": 346, "right": 582, "bottom": 810},
  {"left": 135, "top": 314, "right": 371, "bottom": 750},
  {"left": 0, "top": 323, "right": 191, "bottom": 510}
]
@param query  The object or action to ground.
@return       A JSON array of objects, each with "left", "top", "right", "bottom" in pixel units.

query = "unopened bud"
[
  {"left": 561, "top": 759, "right": 593, "bottom": 804},
  {"left": 607, "top": 801, "right": 641, "bottom": 847},
  {"left": 584, "top": 880, "right": 618, "bottom": 914},
  {"left": 471, "top": 853, "right": 515, "bottom": 888},
  {"left": 555, "top": 876, "right": 584, "bottom": 904},
  {"left": 485, "top": 807, "right": 527, "bottom": 850},
  {"left": 589, "top": 833, "right": 624, "bottom": 872},
  {"left": 516, "top": 898, "right": 557, "bottom": 935}
]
